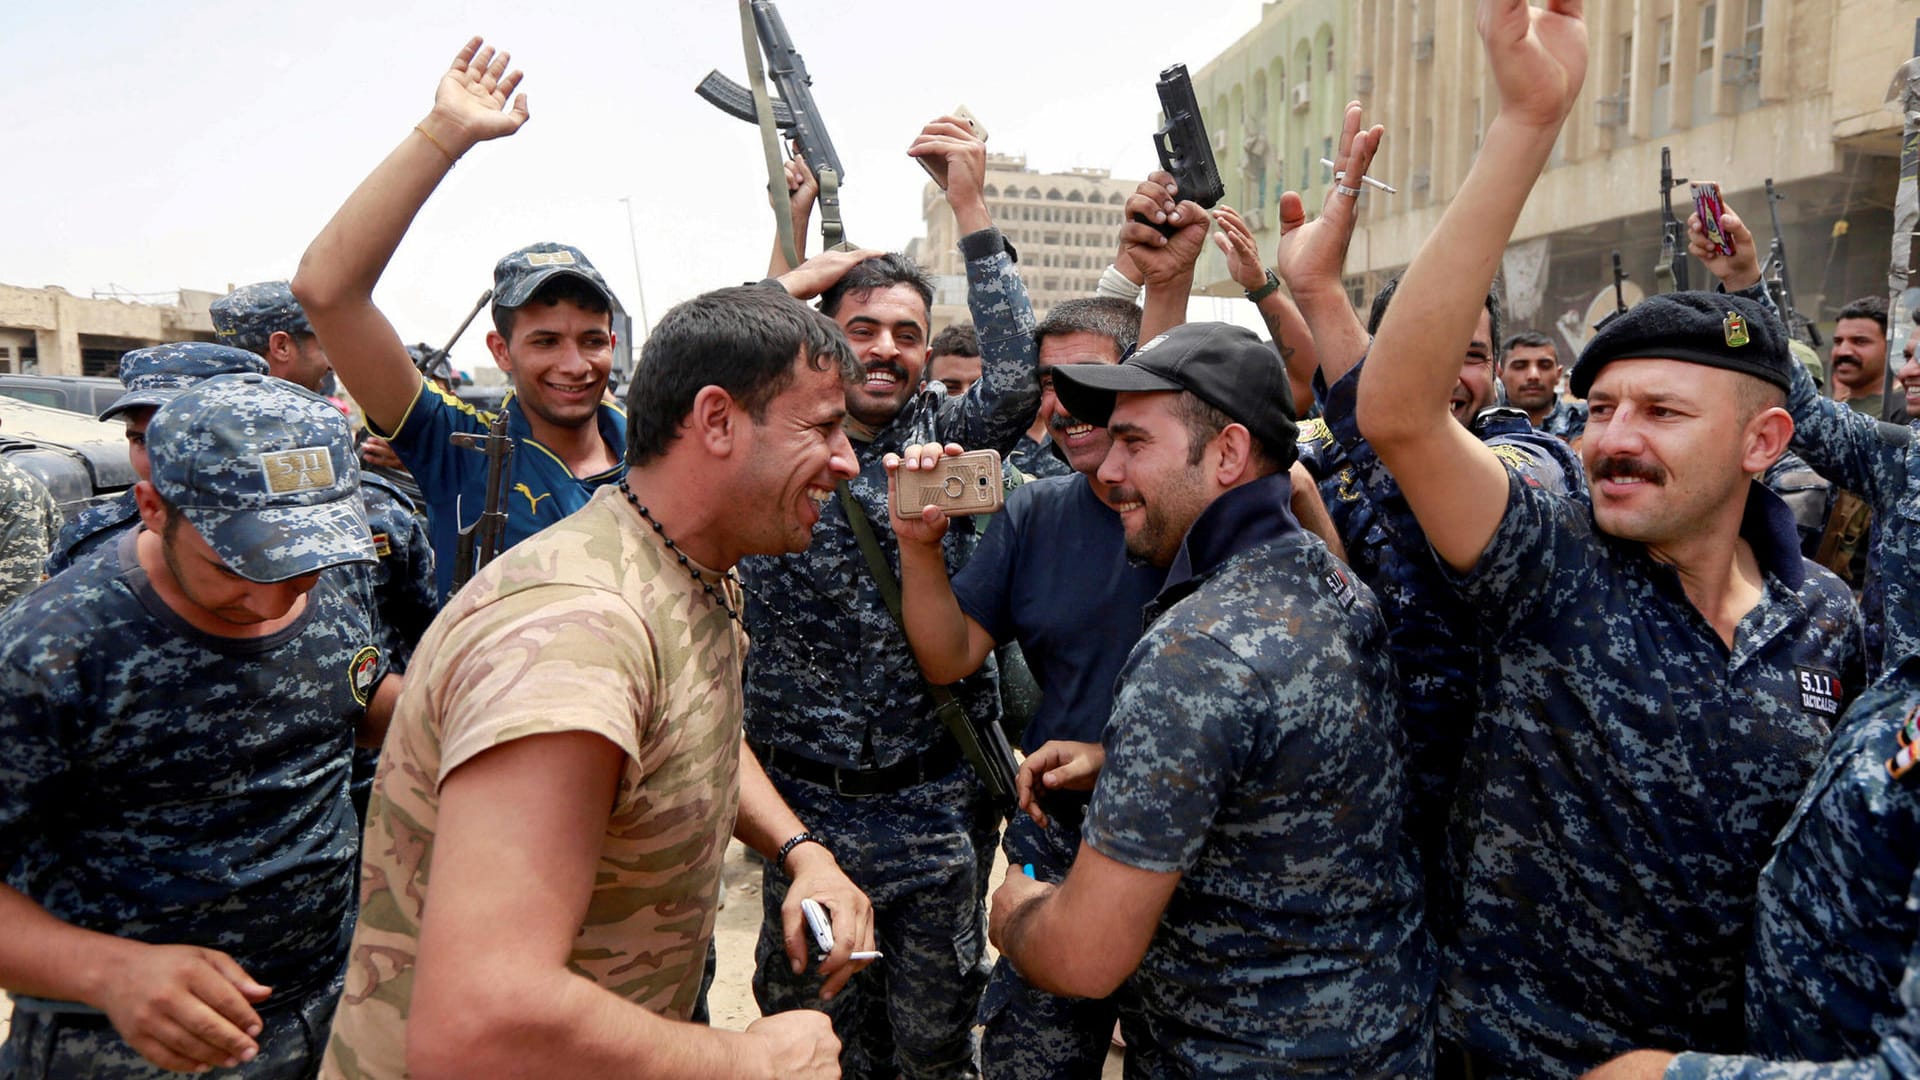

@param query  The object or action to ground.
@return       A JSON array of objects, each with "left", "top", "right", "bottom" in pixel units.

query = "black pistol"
[{"left": 1138, "top": 63, "right": 1226, "bottom": 238}]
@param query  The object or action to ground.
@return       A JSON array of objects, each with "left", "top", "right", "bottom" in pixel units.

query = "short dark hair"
[
  {"left": 1837, "top": 295, "right": 1888, "bottom": 335},
  {"left": 1035, "top": 297, "right": 1140, "bottom": 360},
  {"left": 929, "top": 323, "right": 978, "bottom": 359},
  {"left": 1502, "top": 330, "right": 1559, "bottom": 367},
  {"left": 818, "top": 254, "right": 934, "bottom": 324},
  {"left": 492, "top": 276, "right": 614, "bottom": 340},
  {"left": 1368, "top": 273, "right": 1505, "bottom": 359},
  {"left": 1171, "top": 391, "right": 1290, "bottom": 476},
  {"left": 624, "top": 287, "right": 857, "bottom": 467}
]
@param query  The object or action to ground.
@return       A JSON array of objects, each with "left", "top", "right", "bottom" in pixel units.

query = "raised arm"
[
  {"left": 1356, "top": 0, "right": 1588, "bottom": 573},
  {"left": 292, "top": 37, "right": 529, "bottom": 435},
  {"left": 1114, "top": 172, "right": 1210, "bottom": 342},
  {"left": 1273, "top": 102, "right": 1384, "bottom": 389},
  {"left": 1216, "top": 204, "right": 1316, "bottom": 416},
  {"left": 882, "top": 442, "right": 998, "bottom": 684}
]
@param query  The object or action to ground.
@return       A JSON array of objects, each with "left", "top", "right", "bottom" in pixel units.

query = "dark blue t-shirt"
[
  {"left": 0, "top": 529, "right": 382, "bottom": 998},
  {"left": 950, "top": 474, "right": 1162, "bottom": 751}
]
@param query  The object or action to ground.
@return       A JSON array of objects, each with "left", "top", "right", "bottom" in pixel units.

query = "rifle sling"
[
  {"left": 740, "top": 0, "right": 799, "bottom": 270},
  {"left": 834, "top": 480, "right": 1014, "bottom": 804}
]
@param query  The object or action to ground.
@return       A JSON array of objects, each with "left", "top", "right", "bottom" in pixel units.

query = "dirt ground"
[{"left": 1, "top": 839, "right": 1125, "bottom": 1077}]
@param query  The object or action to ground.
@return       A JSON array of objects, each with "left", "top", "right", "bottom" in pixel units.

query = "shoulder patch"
[
  {"left": 1323, "top": 563, "right": 1358, "bottom": 611},
  {"left": 349, "top": 645, "right": 381, "bottom": 707}
]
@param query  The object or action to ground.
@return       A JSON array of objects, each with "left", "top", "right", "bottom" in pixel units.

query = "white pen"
[{"left": 1320, "top": 159, "right": 1398, "bottom": 194}]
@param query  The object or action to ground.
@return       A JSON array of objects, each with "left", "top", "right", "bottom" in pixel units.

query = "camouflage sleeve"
[
  {"left": 1447, "top": 468, "right": 1604, "bottom": 636},
  {"left": 1083, "top": 629, "right": 1259, "bottom": 874},
  {"left": 945, "top": 228, "right": 1040, "bottom": 454},
  {"left": 0, "top": 616, "right": 72, "bottom": 868},
  {"left": 1781, "top": 312, "right": 1912, "bottom": 506},
  {"left": 363, "top": 482, "right": 438, "bottom": 671},
  {"left": 0, "top": 464, "right": 60, "bottom": 609},
  {"left": 1665, "top": 1045, "right": 1920, "bottom": 1079}
]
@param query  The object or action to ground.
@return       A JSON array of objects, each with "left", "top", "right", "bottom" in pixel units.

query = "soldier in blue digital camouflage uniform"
[
  {"left": 740, "top": 114, "right": 1038, "bottom": 1080},
  {"left": 45, "top": 341, "right": 268, "bottom": 576},
  {"left": 213, "top": 282, "right": 439, "bottom": 823},
  {"left": 1356, "top": 7, "right": 1864, "bottom": 1075},
  {"left": 1501, "top": 330, "right": 1589, "bottom": 442},
  {"left": 0, "top": 373, "right": 391, "bottom": 1078},
  {"left": 1272, "top": 103, "right": 1583, "bottom": 895},
  {"left": 1582, "top": 658, "right": 1920, "bottom": 1079},
  {"left": 887, "top": 296, "right": 1147, "bottom": 1080},
  {"left": 989, "top": 321, "right": 1431, "bottom": 1077}
]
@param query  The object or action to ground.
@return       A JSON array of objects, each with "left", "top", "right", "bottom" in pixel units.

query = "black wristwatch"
[{"left": 1245, "top": 268, "right": 1282, "bottom": 303}]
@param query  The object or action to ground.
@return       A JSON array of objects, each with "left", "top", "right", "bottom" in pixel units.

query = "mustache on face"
[
  {"left": 1047, "top": 412, "right": 1088, "bottom": 434},
  {"left": 1105, "top": 486, "right": 1143, "bottom": 507},
  {"left": 1592, "top": 455, "right": 1668, "bottom": 485},
  {"left": 864, "top": 361, "right": 908, "bottom": 382}
]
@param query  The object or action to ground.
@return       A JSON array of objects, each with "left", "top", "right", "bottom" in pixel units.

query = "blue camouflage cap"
[
  {"left": 492, "top": 242, "right": 617, "bottom": 312},
  {"left": 147, "top": 372, "right": 375, "bottom": 583},
  {"left": 210, "top": 281, "right": 313, "bottom": 353},
  {"left": 100, "top": 341, "right": 270, "bottom": 422}
]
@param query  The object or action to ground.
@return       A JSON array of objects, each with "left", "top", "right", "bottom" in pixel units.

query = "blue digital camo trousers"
[
  {"left": 754, "top": 761, "right": 999, "bottom": 1080},
  {"left": 1, "top": 984, "right": 337, "bottom": 1080},
  {"left": 979, "top": 799, "right": 1125, "bottom": 1080}
]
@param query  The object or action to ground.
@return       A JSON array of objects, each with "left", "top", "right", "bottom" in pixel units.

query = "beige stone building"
[
  {"left": 0, "top": 284, "right": 218, "bottom": 378},
  {"left": 906, "top": 153, "right": 1141, "bottom": 334},
  {"left": 1191, "top": 0, "right": 1912, "bottom": 357}
]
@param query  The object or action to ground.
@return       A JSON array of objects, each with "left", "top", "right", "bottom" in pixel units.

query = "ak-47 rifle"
[
  {"left": 1762, "top": 179, "right": 1823, "bottom": 348},
  {"left": 416, "top": 289, "right": 493, "bottom": 383},
  {"left": 1136, "top": 63, "right": 1226, "bottom": 238},
  {"left": 1655, "top": 146, "right": 1692, "bottom": 293},
  {"left": 1595, "top": 250, "right": 1631, "bottom": 331},
  {"left": 697, "top": 1, "right": 849, "bottom": 261},
  {"left": 448, "top": 407, "right": 515, "bottom": 592}
]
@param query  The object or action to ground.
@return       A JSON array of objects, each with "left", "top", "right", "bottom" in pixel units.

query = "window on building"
[
  {"left": 1699, "top": 2, "right": 1717, "bottom": 70},
  {"left": 1656, "top": 17, "right": 1673, "bottom": 87},
  {"left": 1322, "top": 136, "right": 1334, "bottom": 181},
  {"left": 1326, "top": 34, "right": 1335, "bottom": 74},
  {"left": 1304, "top": 48, "right": 1312, "bottom": 83},
  {"left": 1617, "top": 30, "right": 1634, "bottom": 98},
  {"left": 982, "top": 184, "right": 998, "bottom": 197}
]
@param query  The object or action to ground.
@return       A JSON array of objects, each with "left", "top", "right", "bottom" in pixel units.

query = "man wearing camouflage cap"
[
  {"left": 293, "top": 41, "right": 627, "bottom": 599},
  {"left": 0, "top": 373, "right": 394, "bottom": 1077},
  {"left": 44, "top": 340, "right": 268, "bottom": 576},
  {"left": 1357, "top": 7, "right": 1862, "bottom": 1075},
  {"left": 211, "top": 280, "right": 338, "bottom": 397}
]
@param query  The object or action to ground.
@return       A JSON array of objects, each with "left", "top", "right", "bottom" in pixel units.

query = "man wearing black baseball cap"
[
  {"left": 985, "top": 321, "right": 1431, "bottom": 1075},
  {"left": 293, "top": 39, "right": 627, "bottom": 599},
  {"left": 1354, "top": 5, "right": 1862, "bottom": 1076}
]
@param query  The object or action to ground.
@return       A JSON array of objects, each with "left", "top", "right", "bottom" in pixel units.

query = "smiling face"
[
  {"left": 1450, "top": 309, "right": 1498, "bottom": 426},
  {"left": 833, "top": 283, "right": 930, "bottom": 429},
  {"left": 1096, "top": 390, "right": 1217, "bottom": 568},
  {"left": 1901, "top": 334, "right": 1920, "bottom": 419},
  {"left": 490, "top": 297, "right": 614, "bottom": 435},
  {"left": 1581, "top": 359, "right": 1780, "bottom": 547},
  {"left": 1037, "top": 331, "right": 1125, "bottom": 476},
  {"left": 729, "top": 354, "right": 861, "bottom": 560}
]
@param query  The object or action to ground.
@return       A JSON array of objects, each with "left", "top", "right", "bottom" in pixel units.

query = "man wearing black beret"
[{"left": 1355, "top": 3, "right": 1863, "bottom": 1078}]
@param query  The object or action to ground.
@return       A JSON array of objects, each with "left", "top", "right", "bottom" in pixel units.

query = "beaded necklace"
[{"left": 619, "top": 479, "right": 740, "bottom": 623}]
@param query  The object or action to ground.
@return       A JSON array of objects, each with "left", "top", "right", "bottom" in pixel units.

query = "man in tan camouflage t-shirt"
[{"left": 320, "top": 261, "right": 879, "bottom": 1077}]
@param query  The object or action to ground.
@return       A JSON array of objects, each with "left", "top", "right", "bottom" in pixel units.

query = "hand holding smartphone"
[
  {"left": 920, "top": 106, "right": 987, "bottom": 191},
  {"left": 1693, "top": 181, "right": 1736, "bottom": 257}
]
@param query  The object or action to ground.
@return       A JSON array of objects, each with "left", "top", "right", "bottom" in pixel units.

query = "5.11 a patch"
[
  {"left": 349, "top": 645, "right": 382, "bottom": 707},
  {"left": 1795, "top": 665, "right": 1843, "bottom": 719}
]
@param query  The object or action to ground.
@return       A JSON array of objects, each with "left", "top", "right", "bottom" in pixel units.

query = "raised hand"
[
  {"left": 1686, "top": 196, "right": 1761, "bottom": 291},
  {"left": 883, "top": 442, "right": 964, "bottom": 548},
  {"left": 1212, "top": 205, "right": 1269, "bottom": 293},
  {"left": 1117, "top": 172, "right": 1211, "bottom": 287},
  {"left": 1478, "top": 0, "right": 1588, "bottom": 130},
  {"left": 429, "top": 36, "right": 530, "bottom": 149},
  {"left": 908, "top": 116, "right": 991, "bottom": 232},
  {"left": 1274, "top": 101, "right": 1381, "bottom": 298}
]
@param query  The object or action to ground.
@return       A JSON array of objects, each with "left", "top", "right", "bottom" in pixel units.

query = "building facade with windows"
[
  {"left": 907, "top": 153, "right": 1141, "bottom": 334},
  {"left": 0, "top": 284, "right": 218, "bottom": 378},
  {"left": 1190, "top": 0, "right": 1910, "bottom": 358}
]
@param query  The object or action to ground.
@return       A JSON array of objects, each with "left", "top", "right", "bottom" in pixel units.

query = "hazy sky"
[{"left": 4, "top": 0, "right": 1274, "bottom": 365}]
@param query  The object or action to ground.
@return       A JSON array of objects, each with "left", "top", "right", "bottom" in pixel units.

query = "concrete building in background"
[
  {"left": 907, "top": 153, "right": 1141, "bottom": 334},
  {"left": 1189, "top": 0, "right": 1910, "bottom": 359},
  {"left": 0, "top": 285, "right": 217, "bottom": 378}
]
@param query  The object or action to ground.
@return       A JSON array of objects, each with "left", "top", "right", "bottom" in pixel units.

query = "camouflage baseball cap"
[
  {"left": 492, "top": 242, "right": 617, "bottom": 311},
  {"left": 147, "top": 372, "right": 375, "bottom": 583},
  {"left": 100, "top": 341, "right": 270, "bottom": 422},
  {"left": 210, "top": 281, "right": 313, "bottom": 353}
]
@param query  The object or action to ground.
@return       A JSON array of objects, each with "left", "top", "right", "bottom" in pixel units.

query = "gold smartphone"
[
  {"left": 921, "top": 106, "right": 987, "bottom": 191},
  {"left": 891, "top": 449, "right": 1004, "bottom": 518}
]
